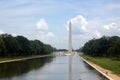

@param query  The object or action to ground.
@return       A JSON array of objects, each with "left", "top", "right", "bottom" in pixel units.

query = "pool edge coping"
[{"left": 80, "top": 56, "right": 114, "bottom": 80}]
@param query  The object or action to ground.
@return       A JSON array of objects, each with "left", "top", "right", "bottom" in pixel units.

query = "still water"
[{"left": 0, "top": 55, "right": 107, "bottom": 80}]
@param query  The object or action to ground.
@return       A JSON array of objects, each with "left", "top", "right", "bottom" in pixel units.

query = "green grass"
[
  {"left": 0, "top": 54, "right": 53, "bottom": 62},
  {"left": 0, "top": 57, "right": 23, "bottom": 62},
  {"left": 81, "top": 54, "right": 120, "bottom": 75}
]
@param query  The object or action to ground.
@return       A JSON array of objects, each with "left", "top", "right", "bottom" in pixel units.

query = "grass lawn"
[
  {"left": 0, "top": 54, "right": 53, "bottom": 62},
  {"left": 0, "top": 57, "right": 23, "bottom": 62},
  {"left": 81, "top": 54, "right": 120, "bottom": 75}
]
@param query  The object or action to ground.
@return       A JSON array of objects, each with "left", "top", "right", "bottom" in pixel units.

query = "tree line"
[
  {"left": 80, "top": 36, "right": 120, "bottom": 59},
  {"left": 0, "top": 34, "right": 55, "bottom": 58}
]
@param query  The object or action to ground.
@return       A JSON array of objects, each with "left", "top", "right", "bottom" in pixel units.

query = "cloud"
[
  {"left": 36, "top": 18, "right": 55, "bottom": 44},
  {"left": 0, "top": 30, "right": 5, "bottom": 34},
  {"left": 11, "top": 33, "right": 17, "bottom": 37},
  {"left": 92, "top": 30, "right": 102, "bottom": 38},
  {"left": 36, "top": 31, "right": 55, "bottom": 42},
  {"left": 66, "top": 15, "right": 88, "bottom": 35},
  {"left": 65, "top": 15, "right": 102, "bottom": 38},
  {"left": 0, "top": 29, "right": 17, "bottom": 37},
  {"left": 103, "top": 22, "right": 120, "bottom": 36},
  {"left": 104, "top": 22, "right": 120, "bottom": 31},
  {"left": 65, "top": 15, "right": 104, "bottom": 49},
  {"left": 36, "top": 18, "right": 48, "bottom": 30}
]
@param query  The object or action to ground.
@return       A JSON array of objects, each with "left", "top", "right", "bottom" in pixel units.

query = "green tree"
[
  {"left": 0, "top": 33, "right": 55, "bottom": 57},
  {"left": 16, "top": 36, "right": 31, "bottom": 56},
  {"left": 0, "top": 38, "right": 7, "bottom": 57},
  {"left": 30, "top": 40, "right": 44, "bottom": 55},
  {"left": 108, "top": 39, "right": 120, "bottom": 59},
  {"left": 81, "top": 36, "right": 120, "bottom": 58},
  {"left": 1, "top": 34, "right": 20, "bottom": 56}
]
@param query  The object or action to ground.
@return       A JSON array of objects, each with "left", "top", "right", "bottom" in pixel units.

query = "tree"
[
  {"left": 16, "top": 36, "right": 31, "bottom": 56},
  {"left": 42, "top": 44, "right": 54, "bottom": 54},
  {"left": 0, "top": 38, "right": 7, "bottom": 57},
  {"left": 1, "top": 34, "right": 20, "bottom": 56},
  {"left": 30, "top": 40, "right": 44, "bottom": 55},
  {"left": 0, "top": 33, "right": 55, "bottom": 57},
  {"left": 108, "top": 39, "right": 120, "bottom": 59},
  {"left": 81, "top": 36, "right": 120, "bottom": 59}
]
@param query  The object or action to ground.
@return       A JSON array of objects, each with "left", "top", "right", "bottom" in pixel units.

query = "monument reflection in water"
[
  {"left": 68, "top": 21, "right": 72, "bottom": 80},
  {"left": 69, "top": 55, "right": 72, "bottom": 80}
]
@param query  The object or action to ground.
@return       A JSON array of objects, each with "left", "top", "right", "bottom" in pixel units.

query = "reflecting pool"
[{"left": 0, "top": 55, "right": 107, "bottom": 80}]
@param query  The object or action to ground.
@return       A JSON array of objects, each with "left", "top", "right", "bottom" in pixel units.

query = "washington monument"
[{"left": 69, "top": 21, "right": 72, "bottom": 53}]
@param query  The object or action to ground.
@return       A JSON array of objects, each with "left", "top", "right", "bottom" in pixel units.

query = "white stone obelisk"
[{"left": 69, "top": 21, "right": 72, "bottom": 53}]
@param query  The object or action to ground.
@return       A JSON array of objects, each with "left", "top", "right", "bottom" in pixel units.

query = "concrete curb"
[{"left": 80, "top": 56, "right": 114, "bottom": 80}]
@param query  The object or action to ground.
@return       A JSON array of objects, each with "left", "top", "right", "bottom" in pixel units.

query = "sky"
[{"left": 0, "top": 0, "right": 120, "bottom": 49}]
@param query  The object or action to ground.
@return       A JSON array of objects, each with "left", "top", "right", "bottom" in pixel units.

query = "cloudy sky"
[{"left": 0, "top": 0, "right": 120, "bottom": 49}]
